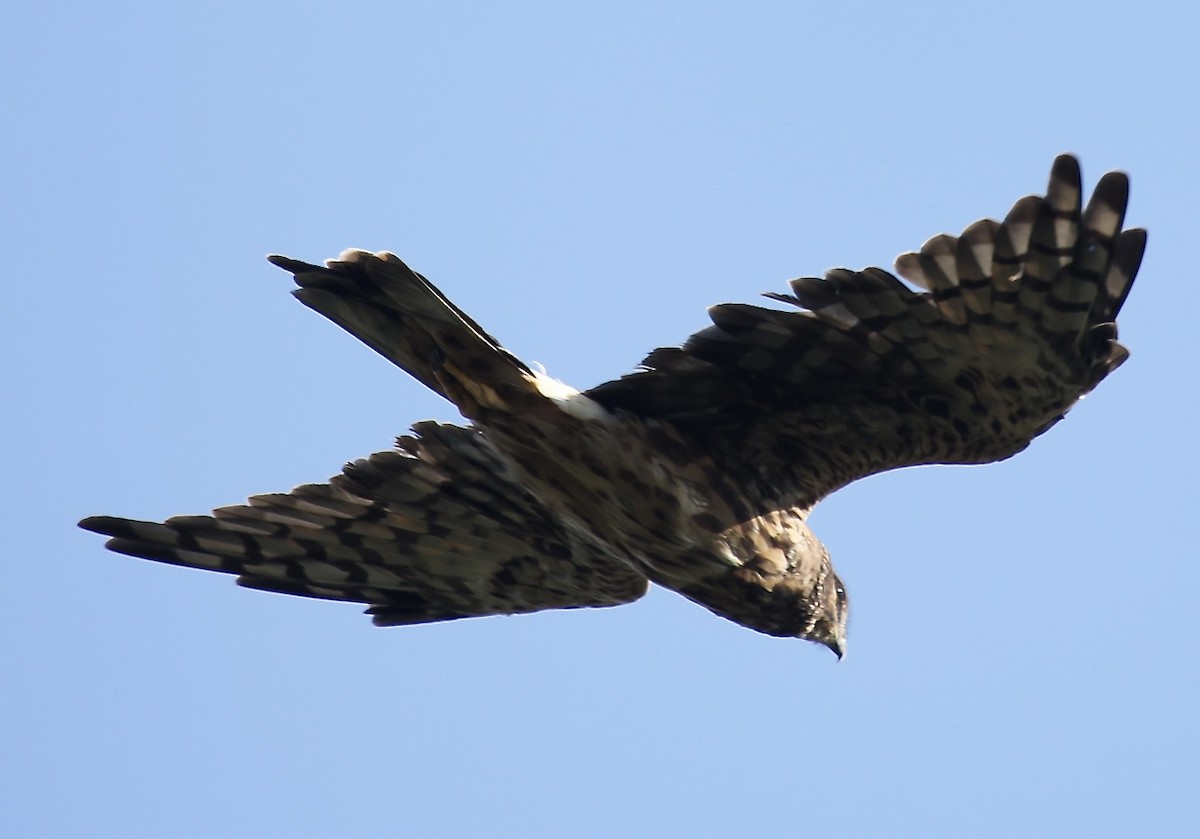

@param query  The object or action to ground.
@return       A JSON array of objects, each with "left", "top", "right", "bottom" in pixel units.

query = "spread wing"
[
  {"left": 80, "top": 422, "right": 647, "bottom": 625},
  {"left": 587, "top": 155, "right": 1145, "bottom": 507}
]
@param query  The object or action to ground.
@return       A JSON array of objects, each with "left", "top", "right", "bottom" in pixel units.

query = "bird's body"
[{"left": 81, "top": 155, "right": 1145, "bottom": 656}]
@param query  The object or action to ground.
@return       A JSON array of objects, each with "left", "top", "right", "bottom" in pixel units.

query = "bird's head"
[
  {"left": 709, "top": 533, "right": 849, "bottom": 657},
  {"left": 803, "top": 560, "right": 849, "bottom": 659}
]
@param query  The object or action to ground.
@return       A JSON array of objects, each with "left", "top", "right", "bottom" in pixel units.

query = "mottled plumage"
[{"left": 81, "top": 155, "right": 1144, "bottom": 656}]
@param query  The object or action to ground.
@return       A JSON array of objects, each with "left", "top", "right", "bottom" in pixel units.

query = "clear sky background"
[{"left": 4, "top": 2, "right": 1196, "bottom": 836}]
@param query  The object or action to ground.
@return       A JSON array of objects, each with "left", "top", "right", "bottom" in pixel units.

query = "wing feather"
[
  {"left": 80, "top": 422, "right": 647, "bottom": 626},
  {"left": 587, "top": 155, "right": 1144, "bottom": 505}
]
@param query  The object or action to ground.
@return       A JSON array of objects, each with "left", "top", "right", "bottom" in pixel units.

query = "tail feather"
[{"left": 269, "top": 250, "right": 540, "bottom": 417}]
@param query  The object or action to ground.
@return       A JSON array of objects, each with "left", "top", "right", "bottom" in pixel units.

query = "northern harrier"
[{"left": 80, "top": 155, "right": 1144, "bottom": 657}]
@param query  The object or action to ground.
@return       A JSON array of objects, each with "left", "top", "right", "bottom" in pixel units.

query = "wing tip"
[{"left": 79, "top": 515, "right": 130, "bottom": 537}]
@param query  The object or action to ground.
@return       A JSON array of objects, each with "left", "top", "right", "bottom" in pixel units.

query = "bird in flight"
[{"left": 80, "top": 155, "right": 1144, "bottom": 657}]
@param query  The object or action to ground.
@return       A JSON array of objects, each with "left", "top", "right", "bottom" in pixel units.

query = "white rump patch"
[{"left": 527, "top": 365, "right": 608, "bottom": 421}]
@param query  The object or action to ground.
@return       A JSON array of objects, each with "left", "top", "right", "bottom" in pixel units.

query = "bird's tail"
[{"left": 270, "top": 250, "right": 550, "bottom": 419}]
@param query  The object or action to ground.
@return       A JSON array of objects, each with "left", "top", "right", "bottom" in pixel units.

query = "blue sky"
[{"left": 4, "top": 2, "right": 1197, "bottom": 836}]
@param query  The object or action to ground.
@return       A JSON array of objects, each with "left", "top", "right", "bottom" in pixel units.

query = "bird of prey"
[{"left": 80, "top": 155, "right": 1144, "bottom": 657}]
